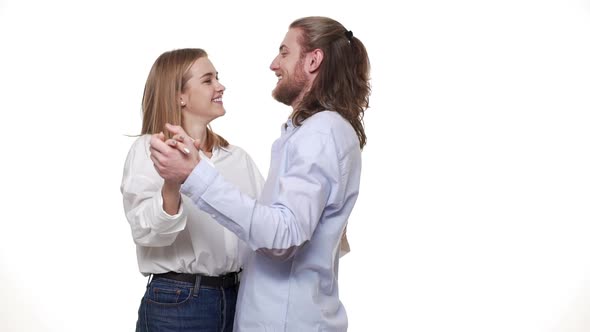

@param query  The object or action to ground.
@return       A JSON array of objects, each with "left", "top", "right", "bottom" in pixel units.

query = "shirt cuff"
[
  {"left": 180, "top": 159, "right": 219, "bottom": 203},
  {"left": 158, "top": 189, "right": 184, "bottom": 218},
  {"left": 150, "top": 189, "right": 187, "bottom": 233}
]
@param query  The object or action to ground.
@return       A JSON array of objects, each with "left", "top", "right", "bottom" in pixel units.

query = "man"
[{"left": 150, "top": 16, "right": 371, "bottom": 331}]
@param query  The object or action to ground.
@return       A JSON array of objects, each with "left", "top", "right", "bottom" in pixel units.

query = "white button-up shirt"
[
  {"left": 181, "top": 111, "right": 362, "bottom": 331},
  {"left": 121, "top": 135, "right": 265, "bottom": 276}
]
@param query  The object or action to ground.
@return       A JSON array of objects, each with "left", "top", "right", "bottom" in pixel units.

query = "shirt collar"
[
  {"left": 282, "top": 118, "right": 295, "bottom": 134},
  {"left": 211, "top": 145, "right": 232, "bottom": 159}
]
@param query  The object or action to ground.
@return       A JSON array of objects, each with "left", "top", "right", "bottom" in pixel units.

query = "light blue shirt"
[{"left": 181, "top": 111, "right": 362, "bottom": 331}]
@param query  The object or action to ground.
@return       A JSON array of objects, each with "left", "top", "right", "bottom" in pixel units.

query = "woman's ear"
[{"left": 178, "top": 93, "right": 187, "bottom": 107}]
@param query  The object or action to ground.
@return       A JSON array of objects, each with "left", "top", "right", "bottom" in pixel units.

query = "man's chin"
[
  {"left": 272, "top": 91, "right": 288, "bottom": 106},
  {"left": 273, "top": 96, "right": 292, "bottom": 106}
]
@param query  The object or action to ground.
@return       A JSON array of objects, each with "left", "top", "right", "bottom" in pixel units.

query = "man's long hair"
[
  {"left": 290, "top": 17, "right": 371, "bottom": 149},
  {"left": 141, "top": 48, "right": 228, "bottom": 151}
]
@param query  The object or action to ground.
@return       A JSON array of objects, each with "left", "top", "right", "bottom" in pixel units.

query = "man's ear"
[{"left": 307, "top": 48, "right": 324, "bottom": 73}]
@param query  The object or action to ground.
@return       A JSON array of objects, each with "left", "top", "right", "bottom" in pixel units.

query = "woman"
[{"left": 121, "top": 48, "right": 264, "bottom": 332}]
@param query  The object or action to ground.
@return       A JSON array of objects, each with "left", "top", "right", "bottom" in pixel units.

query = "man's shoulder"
[
  {"left": 304, "top": 110, "right": 345, "bottom": 127},
  {"left": 302, "top": 111, "right": 355, "bottom": 138},
  {"left": 291, "top": 111, "right": 359, "bottom": 157}
]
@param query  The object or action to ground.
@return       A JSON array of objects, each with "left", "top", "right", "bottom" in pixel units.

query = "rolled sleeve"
[
  {"left": 121, "top": 135, "right": 189, "bottom": 247},
  {"left": 149, "top": 189, "right": 186, "bottom": 233}
]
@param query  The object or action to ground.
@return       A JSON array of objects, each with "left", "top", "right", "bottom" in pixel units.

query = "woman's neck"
[{"left": 183, "top": 121, "right": 209, "bottom": 152}]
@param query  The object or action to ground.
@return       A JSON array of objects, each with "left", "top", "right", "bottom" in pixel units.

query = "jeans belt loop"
[{"left": 192, "top": 275, "right": 202, "bottom": 298}]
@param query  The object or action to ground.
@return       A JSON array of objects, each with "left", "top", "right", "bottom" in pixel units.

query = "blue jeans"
[{"left": 136, "top": 276, "right": 238, "bottom": 332}]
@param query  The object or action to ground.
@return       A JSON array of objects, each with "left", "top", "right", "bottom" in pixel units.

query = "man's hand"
[
  {"left": 164, "top": 123, "right": 203, "bottom": 153},
  {"left": 149, "top": 125, "right": 201, "bottom": 184}
]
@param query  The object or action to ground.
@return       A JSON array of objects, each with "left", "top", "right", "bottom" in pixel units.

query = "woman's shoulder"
[
  {"left": 219, "top": 144, "right": 260, "bottom": 164},
  {"left": 132, "top": 134, "right": 151, "bottom": 147},
  {"left": 125, "top": 134, "right": 151, "bottom": 159},
  {"left": 221, "top": 144, "right": 247, "bottom": 158}
]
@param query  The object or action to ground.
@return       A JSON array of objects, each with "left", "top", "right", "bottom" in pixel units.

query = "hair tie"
[{"left": 345, "top": 30, "right": 353, "bottom": 41}]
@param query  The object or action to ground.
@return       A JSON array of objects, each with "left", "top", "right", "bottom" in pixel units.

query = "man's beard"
[{"left": 272, "top": 60, "right": 307, "bottom": 106}]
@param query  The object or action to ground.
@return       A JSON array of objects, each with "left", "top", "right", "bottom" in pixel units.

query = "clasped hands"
[{"left": 150, "top": 123, "right": 202, "bottom": 185}]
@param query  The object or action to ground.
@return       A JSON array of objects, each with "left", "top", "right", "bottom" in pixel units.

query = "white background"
[{"left": 1, "top": 0, "right": 589, "bottom": 331}]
